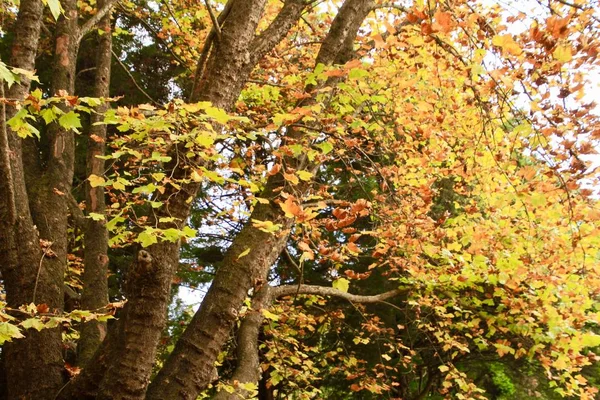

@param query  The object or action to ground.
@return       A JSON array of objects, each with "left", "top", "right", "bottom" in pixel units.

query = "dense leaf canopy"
[{"left": 1, "top": 0, "right": 600, "bottom": 399}]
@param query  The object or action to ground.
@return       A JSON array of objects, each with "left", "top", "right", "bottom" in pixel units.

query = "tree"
[{"left": 1, "top": 0, "right": 599, "bottom": 399}]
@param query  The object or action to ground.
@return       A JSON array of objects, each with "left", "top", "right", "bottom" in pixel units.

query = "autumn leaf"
[
  {"left": 333, "top": 278, "right": 350, "bottom": 293},
  {"left": 280, "top": 196, "right": 302, "bottom": 218},
  {"left": 492, "top": 34, "right": 523, "bottom": 56},
  {"left": 88, "top": 174, "right": 106, "bottom": 187}
]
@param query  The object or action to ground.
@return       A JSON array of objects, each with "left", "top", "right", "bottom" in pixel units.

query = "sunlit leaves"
[
  {"left": 41, "top": 0, "right": 63, "bottom": 20},
  {"left": 251, "top": 219, "right": 282, "bottom": 234},
  {"left": 332, "top": 278, "right": 349, "bottom": 293},
  {"left": 492, "top": 34, "right": 523, "bottom": 56},
  {"left": 0, "top": 322, "right": 24, "bottom": 344}
]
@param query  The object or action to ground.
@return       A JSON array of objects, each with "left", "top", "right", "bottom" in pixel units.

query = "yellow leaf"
[
  {"left": 190, "top": 170, "right": 202, "bottom": 182},
  {"left": 88, "top": 174, "right": 106, "bottom": 188},
  {"left": 237, "top": 248, "right": 250, "bottom": 259},
  {"left": 297, "top": 170, "right": 314, "bottom": 181},
  {"left": 261, "top": 309, "right": 279, "bottom": 321},
  {"left": 333, "top": 278, "right": 349, "bottom": 293},
  {"left": 553, "top": 44, "right": 572, "bottom": 63},
  {"left": 492, "top": 34, "right": 523, "bottom": 56},
  {"left": 251, "top": 219, "right": 282, "bottom": 233}
]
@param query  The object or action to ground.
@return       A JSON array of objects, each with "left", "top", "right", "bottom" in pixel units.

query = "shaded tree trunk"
[
  {"left": 0, "top": 0, "right": 66, "bottom": 398},
  {"left": 78, "top": 0, "right": 113, "bottom": 366}
]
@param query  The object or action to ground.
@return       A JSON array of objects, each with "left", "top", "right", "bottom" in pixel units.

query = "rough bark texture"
[
  {"left": 78, "top": 0, "right": 113, "bottom": 366},
  {"left": 146, "top": 1, "right": 374, "bottom": 398},
  {"left": 213, "top": 287, "right": 273, "bottom": 400},
  {"left": 0, "top": 0, "right": 67, "bottom": 398}
]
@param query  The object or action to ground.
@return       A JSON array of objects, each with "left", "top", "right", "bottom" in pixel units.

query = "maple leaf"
[{"left": 280, "top": 196, "right": 302, "bottom": 218}]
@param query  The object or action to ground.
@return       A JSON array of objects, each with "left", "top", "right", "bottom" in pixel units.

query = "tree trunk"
[
  {"left": 0, "top": 0, "right": 68, "bottom": 398},
  {"left": 78, "top": 0, "right": 113, "bottom": 366},
  {"left": 147, "top": 1, "right": 374, "bottom": 398}
]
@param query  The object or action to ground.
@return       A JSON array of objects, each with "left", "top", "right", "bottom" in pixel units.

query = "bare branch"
[
  {"left": 66, "top": 191, "right": 87, "bottom": 229},
  {"left": 204, "top": 0, "right": 222, "bottom": 42},
  {"left": 78, "top": 0, "right": 119, "bottom": 43},
  {"left": 111, "top": 49, "right": 161, "bottom": 106},
  {"left": 272, "top": 284, "right": 410, "bottom": 303}
]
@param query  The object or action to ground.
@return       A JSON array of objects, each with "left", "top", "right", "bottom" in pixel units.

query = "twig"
[
  {"left": 111, "top": 49, "right": 161, "bottom": 106},
  {"left": 32, "top": 244, "right": 53, "bottom": 304}
]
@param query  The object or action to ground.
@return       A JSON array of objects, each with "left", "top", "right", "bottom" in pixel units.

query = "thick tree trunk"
[
  {"left": 147, "top": 1, "right": 374, "bottom": 398},
  {"left": 78, "top": 0, "right": 113, "bottom": 366},
  {"left": 0, "top": 0, "right": 68, "bottom": 398}
]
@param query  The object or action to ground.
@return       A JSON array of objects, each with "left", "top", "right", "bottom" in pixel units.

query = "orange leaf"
[{"left": 280, "top": 196, "right": 302, "bottom": 218}]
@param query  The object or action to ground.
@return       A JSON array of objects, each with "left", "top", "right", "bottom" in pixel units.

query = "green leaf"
[
  {"left": 88, "top": 212, "right": 105, "bottom": 221},
  {"left": 205, "top": 106, "right": 231, "bottom": 124},
  {"left": 581, "top": 333, "right": 600, "bottom": 348},
  {"left": 333, "top": 278, "right": 350, "bottom": 293},
  {"left": 11, "top": 68, "right": 39, "bottom": 83},
  {"left": 43, "top": 0, "right": 63, "bottom": 20},
  {"left": 106, "top": 213, "right": 125, "bottom": 232},
  {"left": 138, "top": 230, "right": 158, "bottom": 248},
  {"left": 0, "top": 61, "right": 16, "bottom": 87},
  {"left": 40, "top": 108, "right": 58, "bottom": 124},
  {"left": 262, "top": 309, "right": 279, "bottom": 321},
  {"left": 21, "top": 318, "right": 46, "bottom": 332},
  {"left": 349, "top": 68, "right": 368, "bottom": 80},
  {"left": 182, "top": 226, "right": 197, "bottom": 238},
  {"left": 316, "top": 141, "right": 333, "bottom": 155},
  {"left": 58, "top": 111, "right": 82, "bottom": 131},
  {"left": 0, "top": 322, "right": 24, "bottom": 344}
]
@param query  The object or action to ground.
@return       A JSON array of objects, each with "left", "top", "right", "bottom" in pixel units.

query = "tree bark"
[
  {"left": 147, "top": 1, "right": 374, "bottom": 398},
  {"left": 78, "top": 0, "right": 113, "bottom": 366},
  {"left": 0, "top": 0, "right": 68, "bottom": 398}
]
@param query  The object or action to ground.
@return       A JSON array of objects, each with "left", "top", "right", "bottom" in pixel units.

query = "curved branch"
[
  {"left": 111, "top": 49, "right": 161, "bottom": 106},
  {"left": 273, "top": 284, "right": 410, "bottom": 303}
]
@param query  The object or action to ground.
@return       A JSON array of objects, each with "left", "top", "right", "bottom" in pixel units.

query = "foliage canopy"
[{"left": 1, "top": 0, "right": 600, "bottom": 399}]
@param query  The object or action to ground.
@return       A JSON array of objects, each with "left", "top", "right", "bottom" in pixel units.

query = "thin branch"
[
  {"left": 118, "top": 5, "right": 188, "bottom": 67},
  {"left": 272, "top": 284, "right": 410, "bottom": 303},
  {"left": 204, "top": 0, "right": 222, "bottom": 42},
  {"left": 111, "top": 49, "right": 161, "bottom": 106},
  {"left": 66, "top": 191, "right": 87, "bottom": 229},
  {"left": 78, "top": 0, "right": 119, "bottom": 43}
]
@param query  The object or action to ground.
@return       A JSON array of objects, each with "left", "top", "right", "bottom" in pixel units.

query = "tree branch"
[
  {"left": 204, "top": 0, "right": 222, "bottom": 42},
  {"left": 66, "top": 191, "right": 87, "bottom": 229},
  {"left": 272, "top": 284, "right": 410, "bottom": 303},
  {"left": 111, "top": 49, "right": 161, "bottom": 106},
  {"left": 250, "top": 0, "right": 310, "bottom": 65},
  {"left": 77, "top": 0, "right": 119, "bottom": 43}
]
